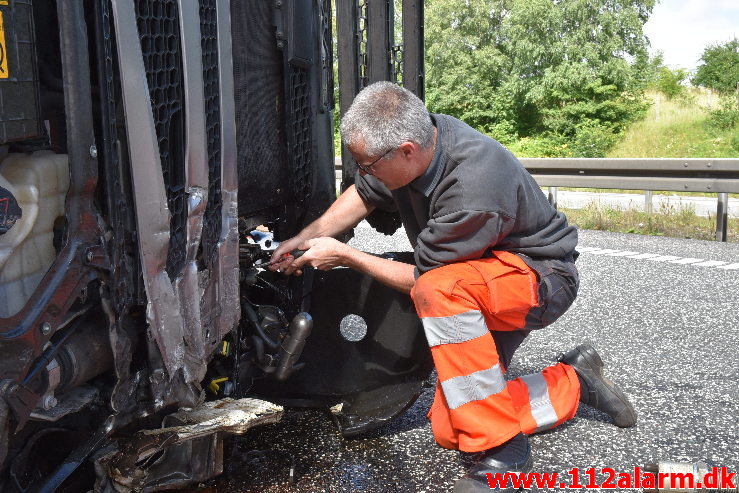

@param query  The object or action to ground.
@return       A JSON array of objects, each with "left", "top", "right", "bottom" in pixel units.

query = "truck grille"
[
  {"left": 286, "top": 66, "right": 312, "bottom": 206},
  {"left": 199, "top": 0, "right": 222, "bottom": 263},
  {"left": 135, "top": 0, "right": 187, "bottom": 280}
]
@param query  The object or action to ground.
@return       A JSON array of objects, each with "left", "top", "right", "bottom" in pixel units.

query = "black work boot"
[
  {"left": 454, "top": 433, "right": 533, "bottom": 492},
  {"left": 559, "top": 344, "right": 637, "bottom": 428}
]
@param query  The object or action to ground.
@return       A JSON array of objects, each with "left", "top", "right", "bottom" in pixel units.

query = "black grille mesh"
[
  {"left": 98, "top": 0, "right": 145, "bottom": 311},
  {"left": 286, "top": 67, "right": 312, "bottom": 205},
  {"left": 135, "top": 0, "right": 187, "bottom": 280},
  {"left": 199, "top": 0, "right": 222, "bottom": 263},
  {"left": 232, "top": 0, "right": 290, "bottom": 217}
]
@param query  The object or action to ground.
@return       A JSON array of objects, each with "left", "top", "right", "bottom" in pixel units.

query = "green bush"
[
  {"left": 656, "top": 67, "right": 687, "bottom": 100},
  {"left": 692, "top": 39, "right": 739, "bottom": 95},
  {"left": 570, "top": 121, "right": 619, "bottom": 157},
  {"left": 705, "top": 97, "right": 739, "bottom": 131},
  {"left": 425, "top": 0, "right": 654, "bottom": 154},
  {"left": 731, "top": 135, "right": 739, "bottom": 153},
  {"left": 504, "top": 136, "right": 570, "bottom": 157}
]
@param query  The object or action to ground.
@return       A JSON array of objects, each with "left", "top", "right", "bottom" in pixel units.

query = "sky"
[{"left": 643, "top": 0, "right": 739, "bottom": 71}]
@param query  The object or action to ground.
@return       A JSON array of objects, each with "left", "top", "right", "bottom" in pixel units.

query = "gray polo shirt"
[{"left": 354, "top": 114, "right": 578, "bottom": 278}]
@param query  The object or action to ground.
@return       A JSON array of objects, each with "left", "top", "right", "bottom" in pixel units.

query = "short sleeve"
[{"left": 353, "top": 172, "right": 398, "bottom": 212}]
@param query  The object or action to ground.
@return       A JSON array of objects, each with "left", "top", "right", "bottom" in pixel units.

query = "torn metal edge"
[{"left": 110, "top": 0, "right": 187, "bottom": 397}]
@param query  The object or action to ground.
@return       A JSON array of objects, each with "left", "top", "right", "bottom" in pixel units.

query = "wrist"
[
  {"left": 295, "top": 228, "right": 314, "bottom": 245},
  {"left": 340, "top": 243, "right": 361, "bottom": 269}
]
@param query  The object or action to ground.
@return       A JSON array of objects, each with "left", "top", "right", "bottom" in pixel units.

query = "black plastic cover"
[
  {"left": 231, "top": 0, "right": 291, "bottom": 218},
  {"left": 253, "top": 255, "right": 433, "bottom": 436}
]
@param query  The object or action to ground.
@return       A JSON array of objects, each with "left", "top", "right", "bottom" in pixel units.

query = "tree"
[
  {"left": 425, "top": 0, "right": 655, "bottom": 156},
  {"left": 656, "top": 67, "right": 688, "bottom": 100},
  {"left": 692, "top": 38, "right": 739, "bottom": 94}
]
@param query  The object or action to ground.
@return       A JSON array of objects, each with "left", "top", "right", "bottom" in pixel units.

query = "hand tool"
[{"left": 255, "top": 249, "right": 306, "bottom": 268}]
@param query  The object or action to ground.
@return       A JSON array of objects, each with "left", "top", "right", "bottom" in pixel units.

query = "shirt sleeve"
[
  {"left": 413, "top": 209, "right": 516, "bottom": 278},
  {"left": 353, "top": 172, "right": 398, "bottom": 212}
]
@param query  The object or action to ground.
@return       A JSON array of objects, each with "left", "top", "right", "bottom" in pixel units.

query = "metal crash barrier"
[
  {"left": 335, "top": 157, "right": 739, "bottom": 241},
  {"left": 520, "top": 158, "right": 739, "bottom": 242}
]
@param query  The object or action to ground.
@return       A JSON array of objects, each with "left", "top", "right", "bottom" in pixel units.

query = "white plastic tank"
[{"left": 0, "top": 151, "right": 69, "bottom": 318}]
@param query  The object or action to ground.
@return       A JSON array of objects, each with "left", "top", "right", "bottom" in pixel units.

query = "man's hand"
[
  {"left": 279, "top": 237, "right": 354, "bottom": 276},
  {"left": 267, "top": 185, "right": 375, "bottom": 274},
  {"left": 268, "top": 234, "right": 307, "bottom": 272}
]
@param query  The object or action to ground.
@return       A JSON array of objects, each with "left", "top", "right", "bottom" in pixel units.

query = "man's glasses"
[{"left": 354, "top": 147, "right": 396, "bottom": 175}]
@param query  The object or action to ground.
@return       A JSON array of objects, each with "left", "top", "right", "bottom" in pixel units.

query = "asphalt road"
[{"left": 197, "top": 226, "right": 739, "bottom": 493}]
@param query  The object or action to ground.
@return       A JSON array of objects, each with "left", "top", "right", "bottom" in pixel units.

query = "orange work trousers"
[{"left": 410, "top": 251, "right": 580, "bottom": 452}]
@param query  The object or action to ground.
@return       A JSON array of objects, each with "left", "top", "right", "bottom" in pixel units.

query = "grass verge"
[
  {"left": 562, "top": 202, "right": 738, "bottom": 243},
  {"left": 607, "top": 90, "right": 739, "bottom": 159}
]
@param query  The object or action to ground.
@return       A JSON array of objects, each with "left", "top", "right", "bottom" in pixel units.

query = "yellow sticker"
[
  {"left": 0, "top": 11, "right": 8, "bottom": 79},
  {"left": 0, "top": 2, "right": 9, "bottom": 6}
]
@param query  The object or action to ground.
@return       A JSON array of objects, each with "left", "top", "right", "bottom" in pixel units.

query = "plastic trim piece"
[
  {"left": 110, "top": 0, "right": 188, "bottom": 397},
  {"left": 214, "top": 0, "right": 240, "bottom": 343},
  {"left": 173, "top": 0, "right": 209, "bottom": 384}
]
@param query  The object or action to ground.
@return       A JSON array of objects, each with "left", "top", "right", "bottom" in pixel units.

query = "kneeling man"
[{"left": 270, "top": 81, "right": 636, "bottom": 492}]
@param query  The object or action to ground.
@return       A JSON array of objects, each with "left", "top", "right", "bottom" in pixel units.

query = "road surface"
[{"left": 196, "top": 226, "right": 739, "bottom": 492}]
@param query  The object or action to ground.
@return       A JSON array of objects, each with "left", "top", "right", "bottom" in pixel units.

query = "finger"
[
  {"left": 269, "top": 248, "right": 286, "bottom": 263},
  {"left": 282, "top": 257, "right": 302, "bottom": 276},
  {"left": 270, "top": 240, "right": 296, "bottom": 262},
  {"left": 291, "top": 251, "right": 313, "bottom": 272}
]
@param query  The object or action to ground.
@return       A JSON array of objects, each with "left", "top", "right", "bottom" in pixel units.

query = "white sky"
[{"left": 643, "top": 0, "right": 739, "bottom": 71}]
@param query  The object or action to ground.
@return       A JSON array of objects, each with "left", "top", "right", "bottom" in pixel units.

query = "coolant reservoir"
[{"left": 0, "top": 151, "right": 69, "bottom": 318}]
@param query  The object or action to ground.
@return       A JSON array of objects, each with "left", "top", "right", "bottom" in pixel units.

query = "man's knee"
[{"left": 410, "top": 265, "right": 461, "bottom": 307}]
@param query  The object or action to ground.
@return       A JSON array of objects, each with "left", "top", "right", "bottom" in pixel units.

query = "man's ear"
[{"left": 398, "top": 141, "right": 415, "bottom": 158}]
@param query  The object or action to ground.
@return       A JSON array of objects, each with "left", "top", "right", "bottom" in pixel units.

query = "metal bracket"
[
  {"left": 274, "top": 0, "right": 286, "bottom": 49},
  {"left": 3, "top": 380, "right": 41, "bottom": 431},
  {"left": 83, "top": 244, "right": 111, "bottom": 271}
]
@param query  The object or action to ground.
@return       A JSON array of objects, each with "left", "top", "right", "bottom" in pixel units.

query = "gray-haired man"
[{"left": 271, "top": 81, "right": 636, "bottom": 492}]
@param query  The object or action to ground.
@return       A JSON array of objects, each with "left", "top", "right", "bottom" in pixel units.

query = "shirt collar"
[{"left": 409, "top": 115, "right": 444, "bottom": 197}]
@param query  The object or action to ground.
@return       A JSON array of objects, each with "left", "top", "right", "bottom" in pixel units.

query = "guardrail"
[
  {"left": 335, "top": 157, "right": 739, "bottom": 241},
  {"left": 520, "top": 158, "right": 739, "bottom": 241}
]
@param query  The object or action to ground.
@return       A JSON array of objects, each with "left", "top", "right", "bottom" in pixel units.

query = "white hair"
[{"left": 340, "top": 81, "right": 434, "bottom": 156}]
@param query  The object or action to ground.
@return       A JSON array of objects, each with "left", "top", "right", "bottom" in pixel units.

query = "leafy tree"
[
  {"left": 425, "top": 0, "right": 655, "bottom": 156},
  {"left": 633, "top": 52, "right": 686, "bottom": 100},
  {"left": 655, "top": 67, "right": 688, "bottom": 100},
  {"left": 692, "top": 38, "right": 739, "bottom": 94},
  {"left": 633, "top": 51, "right": 664, "bottom": 90}
]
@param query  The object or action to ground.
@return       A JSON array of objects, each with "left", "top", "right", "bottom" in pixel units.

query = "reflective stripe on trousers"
[{"left": 410, "top": 251, "right": 580, "bottom": 452}]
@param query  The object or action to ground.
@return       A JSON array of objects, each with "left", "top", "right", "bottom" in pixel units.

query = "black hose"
[
  {"left": 241, "top": 301, "right": 280, "bottom": 350},
  {"left": 250, "top": 336, "right": 268, "bottom": 367}
]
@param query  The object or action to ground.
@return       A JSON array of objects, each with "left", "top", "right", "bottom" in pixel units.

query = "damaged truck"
[{"left": 0, "top": 0, "right": 430, "bottom": 490}]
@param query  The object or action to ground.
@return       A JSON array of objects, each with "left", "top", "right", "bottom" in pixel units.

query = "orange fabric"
[
  {"left": 411, "top": 252, "right": 538, "bottom": 330},
  {"left": 507, "top": 363, "right": 581, "bottom": 435},
  {"left": 428, "top": 380, "right": 522, "bottom": 451},
  {"left": 543, "top": 363, "right": 581, "bottom": 425},
  {"left": 411, "top": 253, "right": 581, "bottom": 452},
  {"left": 430, "top": 333, "right": 500, "bottom": 379}
]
